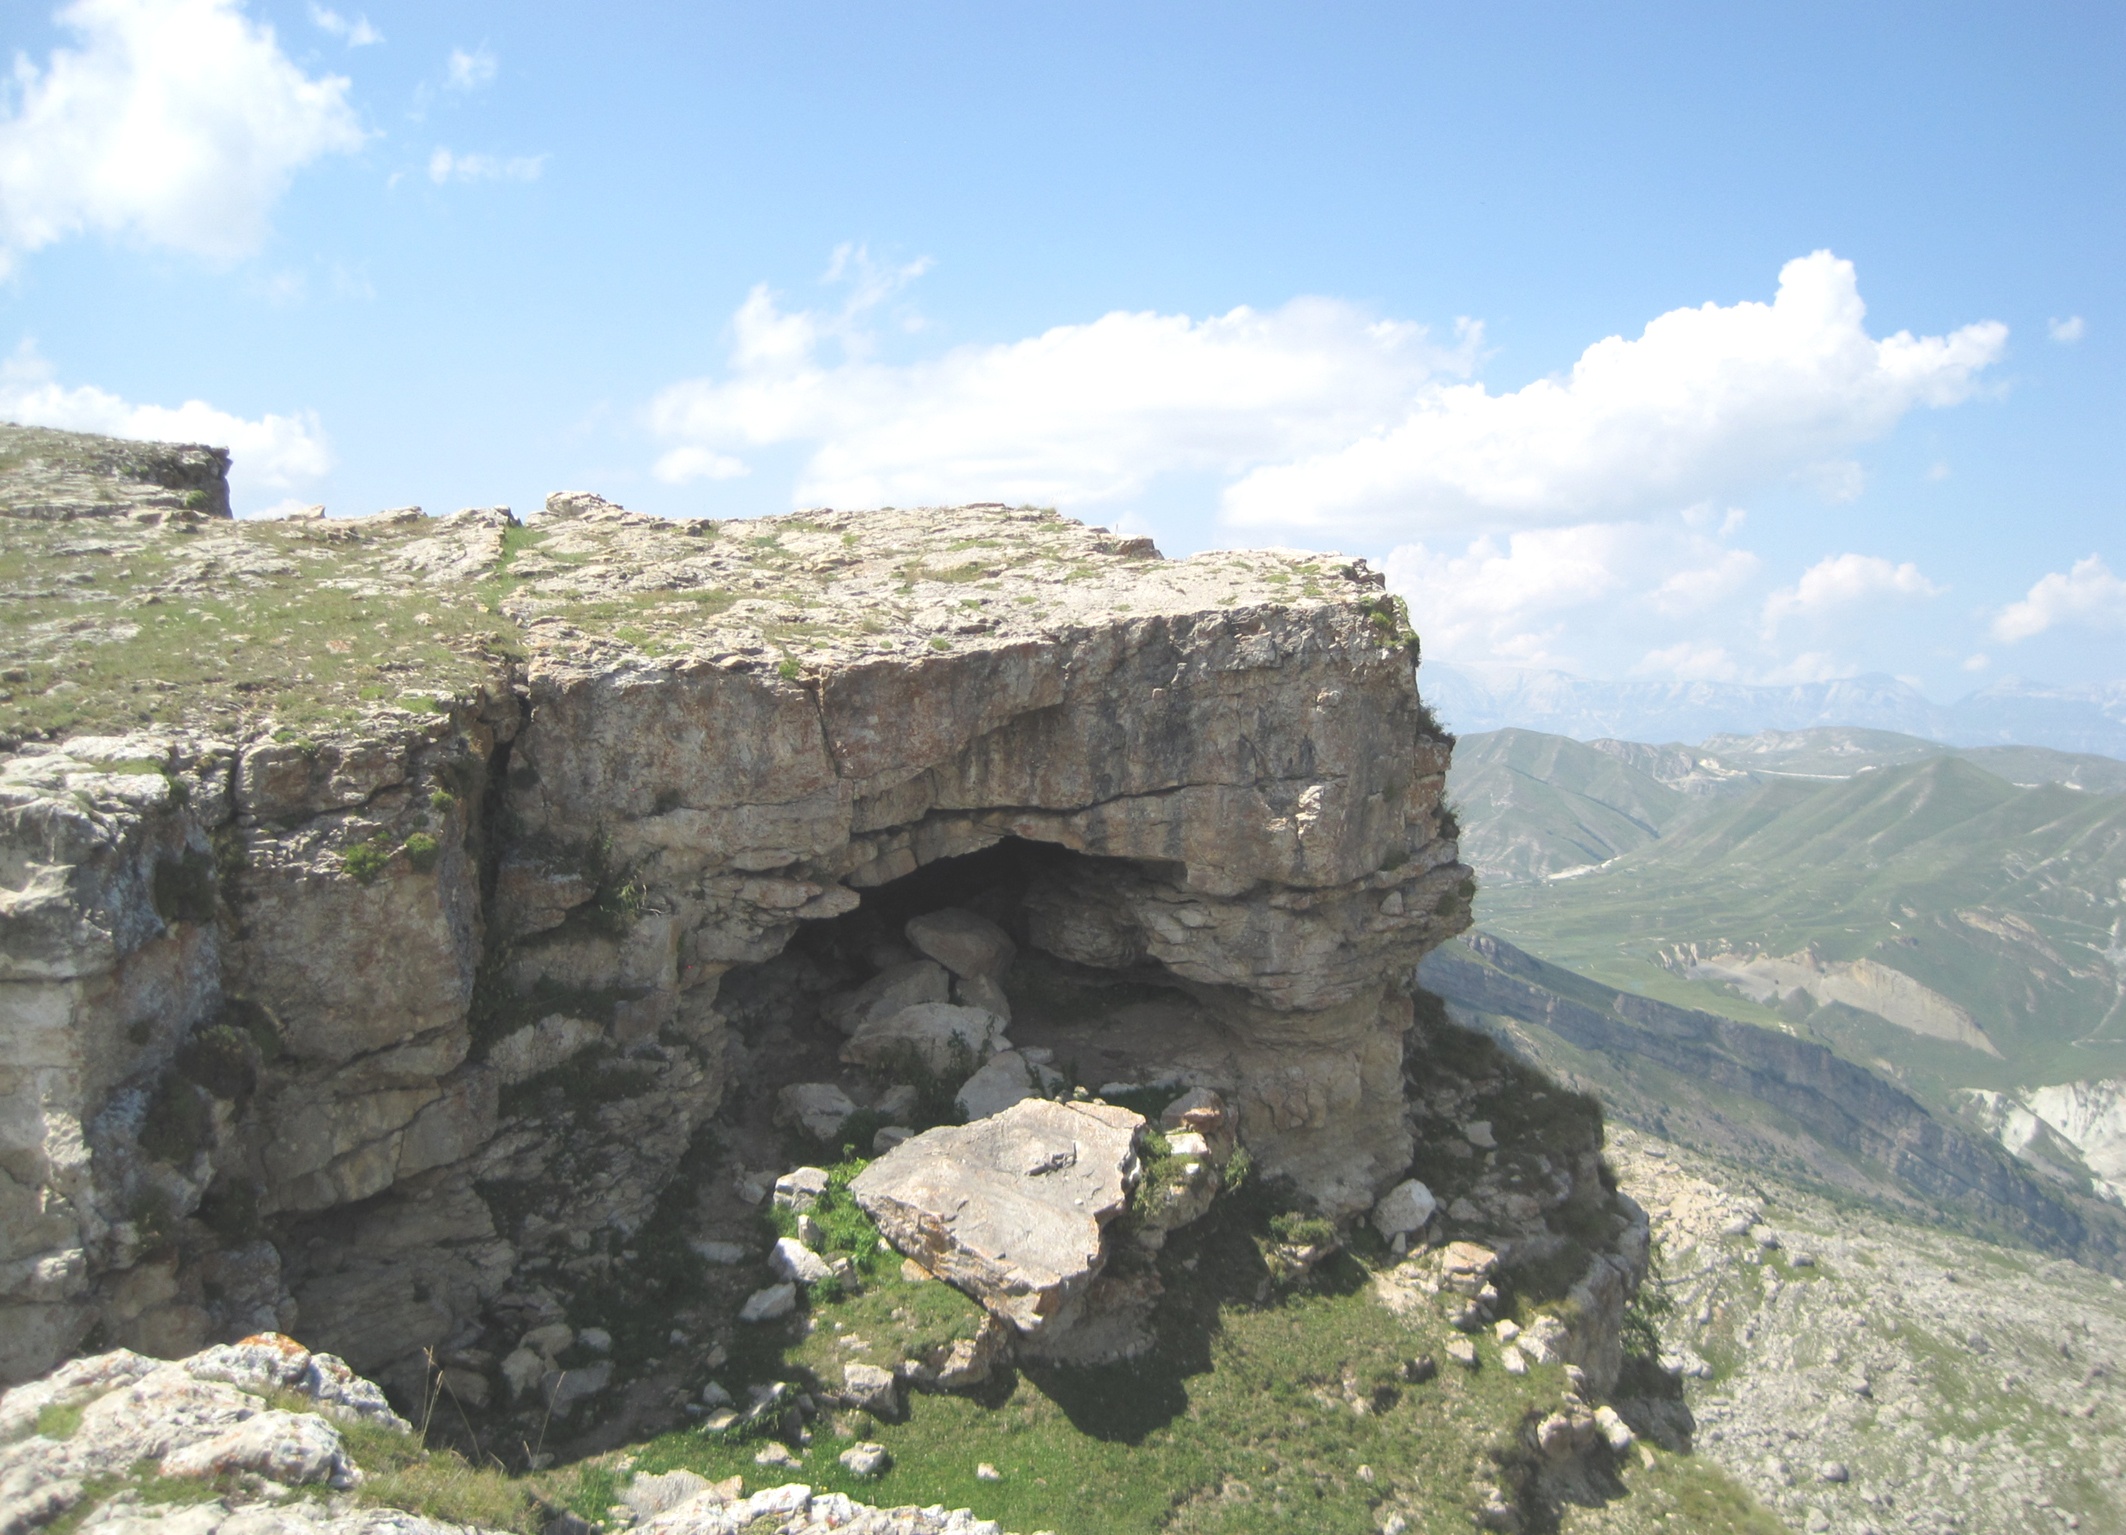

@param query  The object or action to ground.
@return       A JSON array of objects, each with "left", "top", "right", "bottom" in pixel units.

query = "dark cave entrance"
[{"left": 713, "top": 836, "right": 1229, "bottom": 1151}]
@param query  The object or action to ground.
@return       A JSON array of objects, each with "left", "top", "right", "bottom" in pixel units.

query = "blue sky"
[{"left": 2, "top": 1, "right": 2121, "bottom": 697}]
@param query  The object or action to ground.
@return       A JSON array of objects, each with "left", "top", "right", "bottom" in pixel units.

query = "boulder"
[
  {"left": 850, "top": 1098, "right": 1143, "bottom": 1334},
  {"left": 837, "top": 1362, "right": 901, "bottom": 1419},
  {"left": 841, "top": 1003, "right": 1008, "bottom": 1078},
  {"left": 739, "top": 1283, "right": 797, "bottom": 1323},
  {"left": 906, "top": 908, "right": 1017, "bottom": 982},
  {"left": 769, "top": 1238, "right": 832, "bottom": 1286},
  {"left": 1372, "top": 1179, "right": 1438, "bottom": 1240},
  {"left": 822, "top": 960, "right": 952, "bottom": 1037},
  {"left": 624, "top": 1469, "right": 712, "bottom": 1520},
  {"left": 953, "top": 971, "right": 1013, "bottom": 1020},
  {"left": 839, "top": 1442, "right": 891, "bottom": 1478},
  {"left": 774, "top": 1167, "right": 830, "bottom": 1210},
  {"left": 776, "top": 1083, "right": 861, "bottom": 1142},
  {"left": 954, "top": 1050, "right": 1062, "bottom": 1122}
]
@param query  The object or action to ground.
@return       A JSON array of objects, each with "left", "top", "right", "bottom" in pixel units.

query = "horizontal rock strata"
[{"left": 0, "top": 435, "right": 1469, "bottom": 1394}]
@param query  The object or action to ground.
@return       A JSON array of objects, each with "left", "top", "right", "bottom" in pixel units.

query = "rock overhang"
[{"left": 1, "top": 448, "right": 1471, "bottom": 1390}]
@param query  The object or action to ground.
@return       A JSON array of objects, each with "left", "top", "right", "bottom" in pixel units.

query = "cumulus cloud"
[
  {"left": 0, "top": 0, "right": 366, "bottom": 273},
  {"left": 1385, "top": 522, "right": 1684, "bottom": 668},
  {"left": 2048, "top": 316, "right": 2086, "bottom": 344},
  {"left": 652, "top": 250, "right": 2002, "bottom": 549},
  {"left": 650, "top": 270, "right": 1477, "bottom": 507},
  {"left": 1223, "top": 252, "right": 2004, "bottom": 536},
  {"left": 446, "top": 46, "right": 496, "bottom": 90},
  {"left": 0, "top": 342, "right": 332, "bottom": 507},
  {"left": 427, "top": 147, "right": 543, "bottom": 183},
  {"left": 308, "top": 4, "right": 379, "bottom": 46},
  {"left": 1761, "top": 553, "right": 1942, "bottom": 632},
  {"left": 1992, "top": 555, "right": 2126, "bottom": 641}
]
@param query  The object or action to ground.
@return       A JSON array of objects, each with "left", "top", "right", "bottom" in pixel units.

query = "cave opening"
[{"left": 712, "top": 836, "right": 1232, "bottom": 1156}]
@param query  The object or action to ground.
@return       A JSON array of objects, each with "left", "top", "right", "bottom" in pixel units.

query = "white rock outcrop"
[{"left": 850, "top": 1099, "right": 1143, "bottom": 1335}]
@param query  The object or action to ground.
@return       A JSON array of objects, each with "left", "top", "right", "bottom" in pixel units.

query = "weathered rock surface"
[
  {"left": 0, "top": 1335, "right": 401, "bottom": 1535},
  {"left": 1, "top": 435, "right": 1467, "bottom": 1400},
  {"left": 849, "top": 1099, "right": 1142, "bottom": 1334},
  {"left": 840, "top": 1003, "right": 1009, "bottom": 1077}
]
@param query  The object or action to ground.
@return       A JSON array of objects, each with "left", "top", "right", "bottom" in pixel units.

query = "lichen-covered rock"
[{"left": 0, "top": 1336, "right": 403, "bottom": 1534}]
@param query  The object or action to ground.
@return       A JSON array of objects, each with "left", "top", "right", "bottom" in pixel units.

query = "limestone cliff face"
[{"left": 0, "top": 447, "right": 1469, "bottom": 1392}]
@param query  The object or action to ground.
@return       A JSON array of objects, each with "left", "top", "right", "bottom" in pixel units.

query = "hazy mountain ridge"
[{"left": 1426, "top": 662, "right": 2126, "bottom": 757}]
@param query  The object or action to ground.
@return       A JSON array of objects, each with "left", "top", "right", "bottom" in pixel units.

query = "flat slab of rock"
[
  {"left": 850, "top": 1098, "right": 1143, "bottom": 1334},
  {"left": 906, "top": 908, "right": 1017, "bottom": 982}
]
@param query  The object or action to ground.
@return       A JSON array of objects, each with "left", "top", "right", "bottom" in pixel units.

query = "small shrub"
[
  {"left": 1268, "top": 1210, "right": 1337, "bottom": 1249},
  {"left": 402, "top": 832, "right": 441, "bottom": 874},
  {"left": 428, "top": 787, "right": 456, "bottom": 814},
  {"left": 197, "top": 1178, "right": 263, "bottom": 1242},
  {"left": 151, "top": 850, "right": 216, "bottom": 924},
  {"left": 777, "top": 658, "right": 803, "bottom": 680},
  {"left": 222, "top": 996, "right": 285, "bottom": 1063},
  {"left": 341, "top": 840, "right": 391, "bottom": 884},
  {"left": 138, "top": 1076, "right": 211, "bottom": 1165},
  {"left": 928, "top": 636, "right": 952, "bottom": 651},
  {"left": 176, "top": 1023, "right": 257, "bottom": 1100}
]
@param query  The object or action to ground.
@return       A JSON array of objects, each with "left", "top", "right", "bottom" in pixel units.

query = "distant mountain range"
[
  {"left": 1442, "top": 722, "right": 2126, "bottom": 1225},
  {"left": 1422, "top": 661, "right": 2126, "bottom": 756}
]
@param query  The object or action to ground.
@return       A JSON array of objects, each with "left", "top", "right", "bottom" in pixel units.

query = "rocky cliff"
[{"left": 0, "top": 434, "right": 1473, "bottom": 1403}]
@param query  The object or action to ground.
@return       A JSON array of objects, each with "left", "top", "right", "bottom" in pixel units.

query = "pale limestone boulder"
[
  {"left": 906, "top": 909, "right": 1016, "bottom": 982},
  {"left": 953, "top": 1051, "right": 1062, "bottom": 1122},
  {"left": 821, "top": 959, "right": 952, "bottom": 1037},
  {"left": 849, "top": 1099, "right": 1142, "bottom": 1334},
  {"left": 1372, "top": 1179, "right": 1438, "bottom": 1240},
  {"left": 739, "top": 1283, "right": 796, "bottom": 1323},
  {"left": 952, "top": 971, "right": 1012, "bottom": 1021},
  {"left": 769, "top": 1238, "right": 831, "bottom": 1286},
  {"left": 774, "top": 1083, "right": 860, "bottom": 1142},
  {"left": 840, "top": 1003, "right": 1007, "bottom": 1077},
  {"left": 836, "top": 1362, "right": 900, "bottom": 1419}
]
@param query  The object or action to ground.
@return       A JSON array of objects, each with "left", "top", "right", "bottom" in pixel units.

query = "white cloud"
[
  {"left": 1757, "top": 651, "right": 1848, "bottom": 685},
  {"left": 652, "top": 278, "right": 1478, "bottom": 510},
  {"left": 0, "top": 0, "right": 365, "bottom": 273},
  {"left": 308, "top": 5, "right": 380, "bottom": 46},
  {"left": 1652, "top": 547, "right": 1760, "bottom": 615},
  {"left": 1634, "top": 641, "right": 1740, "bottom": 682},
  {"left": 652, "top": 250, "right": 2002, "bottom": 549},
  {"left": 1384, "top": 523, "right": 1649, "bottom": 668},
  {"left": 0, "top": 342, "right": 331, "bottom": 508},
  {"left": 1223, "top": 252, "right": 2004, "bottom": 536},
  {"left": 427, "top": 147, "right": 543, "bottom": 183},
  {"left": 1992, "top": 555, "right": 2126, "bottom": 642},
  {"left": 2048, "top": 315, "right": 2086, "bottom": 344},
  {"left": 653, "top": 446, "right": 749, "bottom": 485},
  {"left": 446, "top": 46, "right": 497, "bottom": 90},
  {"left": 1963, "top": 653, "right": 1990, "bottom": 672},
  {"left": 1762, "top": 552, "right": 1941, "bottom": 632}
]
